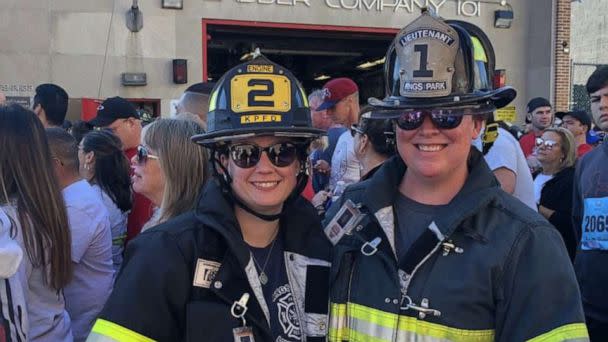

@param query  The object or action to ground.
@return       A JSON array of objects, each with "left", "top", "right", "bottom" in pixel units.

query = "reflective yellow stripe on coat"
[
  {"left": 330, "top": 303, "right": 588, "bottom": 342},
  {"left": 86, "top": 319, "right": 156, "bottom": 342},
  {"left": 527, "top": 323, "right": 589, "bottom": 342},
  {"left": 330, "top": 302, "right": 494, "bottom": 342}
]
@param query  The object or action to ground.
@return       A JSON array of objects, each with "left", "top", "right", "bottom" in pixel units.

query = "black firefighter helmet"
[
  {"left": 192, "top": 54, "right": 324, "bottom": 146},
  {"left": 368, "top": 9, "right": 516, "bottom": 117},
  {"left": 192, "top": 54, "right": 322, "bottom": 221}
]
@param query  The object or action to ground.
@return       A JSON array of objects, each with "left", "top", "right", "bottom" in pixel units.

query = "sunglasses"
[
  {"left": 229, "top": 142, "right": 299, "bottom": 169},
  {"left": 350, "top": 124, "right": 365, "bottom": 137},
  {"left": 136, "top": 145, "right": 160, "bottom": 164},
  {"left": 396, "top": 110, "right": 464, "bottom": 130},
  {"left": 535, "top": 138, "right": 559, "bottom": 150}
]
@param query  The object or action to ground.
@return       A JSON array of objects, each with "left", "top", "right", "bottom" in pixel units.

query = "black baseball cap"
[
  {"left": 556, "top": 110, "right": 592, "bottom": 128},
  {"left": 526, "top": 97, "right": 552, "bottom": 113},
  {"left": 87, "top": 96, "right": 139, "bottom": 127}
]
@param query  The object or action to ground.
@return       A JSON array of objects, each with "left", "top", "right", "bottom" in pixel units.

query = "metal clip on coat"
[
  {"left": 361, "top": 237, "right": 382, "bottom": 256},
  {"left": 401, "top": 295, "right": 442, "bottom": 320},
  {"left": 441, "top": 240, "right": 464, "bottom": 256},
  {"left": 231, "top": 293, "right": 250, "bottom": 326}
]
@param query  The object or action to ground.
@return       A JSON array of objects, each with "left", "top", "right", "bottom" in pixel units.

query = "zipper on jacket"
[{"left": 399, "top": 240, "right": 444, "bottom": 315}]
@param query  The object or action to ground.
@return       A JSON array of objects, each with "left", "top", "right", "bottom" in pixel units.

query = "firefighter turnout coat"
[
  {"left": 324, "top": 149, "right": 588, "bottom": 342},
  {"left": 88, "top": 181, "right": 332, "bottom": 341}
]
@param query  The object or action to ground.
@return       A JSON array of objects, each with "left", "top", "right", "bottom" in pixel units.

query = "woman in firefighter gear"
[
  {"left": 324, "top": 10, "right": 588, "bottom": 342},
  {"left": 88, "top": 54, "right": 332, "bottom": 341}
]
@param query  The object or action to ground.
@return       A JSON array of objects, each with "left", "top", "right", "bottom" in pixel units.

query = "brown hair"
[
  {"left": 0, "top": 104, "right": 72, "bottom": 290},
  {"left": 143, "top": 119, "right": 209, "bottom": 225}
]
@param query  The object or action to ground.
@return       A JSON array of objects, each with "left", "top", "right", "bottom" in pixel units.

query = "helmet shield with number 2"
[{"left": 192, "top": 55, "right": 324, "bottom": 146}]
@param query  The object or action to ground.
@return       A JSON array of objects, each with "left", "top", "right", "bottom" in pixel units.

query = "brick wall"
[{"left": 554, "top": 0, "right": 571, "bottom": 111}]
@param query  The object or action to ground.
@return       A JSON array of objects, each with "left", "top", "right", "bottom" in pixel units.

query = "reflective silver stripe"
[
  {"left": 428, "top": 221, "right": 445, "bottom": 241},
  {"left": 343, "top": 302, "right": 495, "bottom": 342},
  {"left": 349, "top": 317, "right": 494, "bottom": 342},
  {"left": 244, "top": 257, "right": 270, "bottom": 324},
  {"left": 86, "top": 332, "right": 119, "bottom": 342},
  {"left": 284, "top": 252, "right": 331, "bottom": 337},
  {"left": 395, "top": 331, "right": 465, "bottom": 342},
  {"left": 350, "top": 315, "right": 395, "bottom": 341},
  {"left": 302, "top": 313, "right": 329, "bottom": 337},
  {"left": 329, "top": 303, "right": 347, "bottom": 333},
  {"left": 374, "top": 206, "right": 396, "bottom": 257}
]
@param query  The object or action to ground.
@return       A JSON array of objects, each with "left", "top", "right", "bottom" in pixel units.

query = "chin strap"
[
  {"left": 210, "top": 149, "right": 309, "bottom": 222},
  {"left": 233, "top": 196, "right": 283, "bottom": 221}
]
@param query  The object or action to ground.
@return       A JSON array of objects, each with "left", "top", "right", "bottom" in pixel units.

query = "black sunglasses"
[
  {"left": 395, "top": 110, "right": 464, "bottom": 130},
  {"left": 229, "top": 142, "right": 299, "bottom": 169},
  {"left": 350, "top": 124, "right": 365, "bottom": 137},
  {"left": 136, "top": 145, "right": 159, "bottom": 165}
]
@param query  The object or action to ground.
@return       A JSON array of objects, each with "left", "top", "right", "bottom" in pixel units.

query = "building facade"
[
  {"left": 0, "top": 0, "right": 566, "bottom": 123},
  {"left": 570, "top": 0, "right": 608, "bottom": 112}
]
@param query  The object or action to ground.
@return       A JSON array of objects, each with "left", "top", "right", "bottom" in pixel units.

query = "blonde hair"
[
  {"left": 545, "top": 127, "right": 577, "bottom": 169},
  {"left": 174, "top": 112, "right": 205, "bottom": 128},
  {"left": 310, "top": 136, "right": 328, "bottom": 152},
  {"left": 143, "top": 119, "right": 209, "bottom": 226}
]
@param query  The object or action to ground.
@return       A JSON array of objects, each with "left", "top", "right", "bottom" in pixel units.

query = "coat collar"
[
  {"left": 361, "top": 148, "right": 502, "bottom": 238},
  {"left": 194, "top": 179, "right": 330, "bottom": 266}
]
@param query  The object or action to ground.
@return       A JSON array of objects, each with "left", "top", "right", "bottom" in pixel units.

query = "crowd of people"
[{"left": 0, "top": 8, "right": 606, "bottom": 342}]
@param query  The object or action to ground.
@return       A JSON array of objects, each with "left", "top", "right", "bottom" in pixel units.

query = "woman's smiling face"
[
  {"left": 396, "top": 114, "right": 482, "bottom": 181},
  {"left": 223, "top": 136, "right": 300, "bottom": 215}
]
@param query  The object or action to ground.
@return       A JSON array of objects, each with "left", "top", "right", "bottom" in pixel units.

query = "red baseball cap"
[{"left": 317, "top": 78, "right": 358, "bottom": 111}]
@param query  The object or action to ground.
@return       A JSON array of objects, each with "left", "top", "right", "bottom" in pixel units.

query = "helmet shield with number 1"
[{"left": 369, "top": 10, "right": 516, "bottom": 115}]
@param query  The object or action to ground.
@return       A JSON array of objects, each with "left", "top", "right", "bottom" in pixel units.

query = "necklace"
[{"left": 250, "top": 237, "right": 277, "bottom": 285}]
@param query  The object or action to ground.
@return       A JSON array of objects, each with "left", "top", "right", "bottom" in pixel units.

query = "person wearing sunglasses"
[
  {"left": 324, "top": 10, "right": 587, "bottom": 342},
  {"left": 533, "top": 128, "right": 578, "bottom": 261},
  {"left": 131, "top": 118, "right": 208, "bottom": 231},
  {"left": 87, "top": 96, "right": 154, "bottom": 246},
  {"left": 89, "top": 55, "right": 331, "bottom": 341}
]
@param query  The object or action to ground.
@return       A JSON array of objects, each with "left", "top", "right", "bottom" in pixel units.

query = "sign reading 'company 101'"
[{"left": 235, "top": 0, "right": 482, "bottom": 17}]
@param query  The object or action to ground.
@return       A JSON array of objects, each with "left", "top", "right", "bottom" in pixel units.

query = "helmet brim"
[
  {"left": 192, "top": 127, "right": 325, "bottom": 147},
  {"left": 368, "top": 86, "right": 516, "bottom": 111}
]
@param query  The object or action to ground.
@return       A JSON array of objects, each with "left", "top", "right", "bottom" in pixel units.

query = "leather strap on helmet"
[{"left": 209, "top": 146, "right": 310, "bottom": 222}]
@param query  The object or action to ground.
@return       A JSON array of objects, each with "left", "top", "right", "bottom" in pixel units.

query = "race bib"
[{"left": 581, "top": 197, "right": 608, "bottom": 250}]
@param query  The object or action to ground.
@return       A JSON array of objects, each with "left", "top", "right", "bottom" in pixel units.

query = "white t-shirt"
[
  {"left": 91, "top": 184, "right": 128, "bottom": 274},
  {"left": 0, "top": 207, "right": 28, "bottom": 341},
  {"left": 2, "top": 204, "right": 72, "bottom": 342},
  {"left": 63, "top": 180, "right": 114, "bottom": 342},
  {"left": 474, "top": 127, "right": 537, "bottom": 211},
  {"left": 533, "top": 173, "right": 554, "bottom": 205},
  {"left": 330, "top": 131, "right": 361, "bottom": 190}
]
